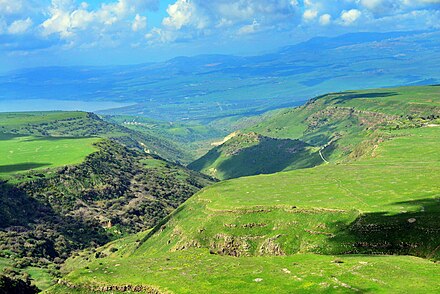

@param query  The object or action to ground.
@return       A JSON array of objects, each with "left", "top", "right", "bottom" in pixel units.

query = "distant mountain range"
[{"left": 1, "top": 30, "right": 439, "bottom": 122}]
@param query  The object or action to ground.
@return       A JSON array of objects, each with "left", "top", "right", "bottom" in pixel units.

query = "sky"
[{"left": 0, "top": 0, "right": 439, "bottom": 71}]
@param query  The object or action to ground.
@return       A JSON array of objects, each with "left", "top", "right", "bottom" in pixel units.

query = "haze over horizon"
[{"left": 1, "top": 0, "right": 440, "bottom": 71}]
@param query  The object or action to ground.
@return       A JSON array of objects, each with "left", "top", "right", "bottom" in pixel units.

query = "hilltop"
[
  {"left": 50, "top": 85, "right": 440, "bottom": 293},
  {"left": 0, "top": 111, "right": 192, "bottom": 164},
  {"left": 190, "top": 85, "right": 440, "bottom": 179}
]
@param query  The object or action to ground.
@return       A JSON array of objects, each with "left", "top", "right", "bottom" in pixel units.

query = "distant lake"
[{"left": 0, "top": 99, "right": 133, "bottom": 112}]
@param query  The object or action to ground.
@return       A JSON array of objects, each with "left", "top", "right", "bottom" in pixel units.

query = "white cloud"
[
  {"left": 319, "top": 13, "right": 331, "bottom": 25},
  {"left": 41, "top": 0, "right": 158, "bottom": 39},
  {"left": 132, "top": 14, "right": 147, "bottom": 31},
  {"left": 360, "top": 0, "right": 386, "bottom": 10},
  {"left": 0, "top": 0, "right": 24, "bottom": 14},
  {"left": 41, "top": 4, "right": 73, "bottom": 38},
  {"left": 340, "top": 9, "right": 362, "bottom": 25},
  {"left": 8, "top": 17, "right": 33, "bottom": 34},
  {"left": 290, "top": 0, "right": 299, "bottom": 6},
  {"left": 4, "top": 0, "right": 440, "bottom": 52},
  {"left": 162, "top": 0, "right": 197, "bottom": 29},
  {"left": 147, "top": 0, "right": 299, "bottom": 43},
  {"left": 237, "top": 19, "right": 260, "bottom": 35},
  {"left": 303, "top": 9, "right": 318, "bottom": 21}
]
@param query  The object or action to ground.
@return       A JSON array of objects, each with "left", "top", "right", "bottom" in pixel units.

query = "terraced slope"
[
  {"left": 52, "top": 86, "right": 440, "bottom": 293},
  {"left": 190, "top": 85, "right": 440, "bottom": 179}
]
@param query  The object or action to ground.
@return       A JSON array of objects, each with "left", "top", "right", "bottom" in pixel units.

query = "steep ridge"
[
  {"left": 189, "top": 132, "right": 321, "bottom": 179},
  {"left": 51, "top": 86, "right": 440, "bottom": 293}
]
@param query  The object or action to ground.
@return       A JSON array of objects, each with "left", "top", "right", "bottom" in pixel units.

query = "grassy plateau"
[{"left": 0, "top": 133, "right": 99, "bottom": 178}]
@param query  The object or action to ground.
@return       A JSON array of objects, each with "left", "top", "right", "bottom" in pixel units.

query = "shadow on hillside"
[
  {"left": 329, "top": 92, "right": 398, "bottom": 104},
  {"left": 0, "top": 182, "right": 109, "bottom": 260},
  {"left": 0, "top": 163, "right": 51, "bottom": 174},
  {"left": 0, "top": 133, "right": 24, "bottom": 141},
  {"left": 22, "top": 136, "right": 93, "bottom": 142},
  {"left": 327, "top": 197, "right": 440, "bottom": 260},
  {"left": 216, "top": 138, "right": 323, "bottom": 179}
]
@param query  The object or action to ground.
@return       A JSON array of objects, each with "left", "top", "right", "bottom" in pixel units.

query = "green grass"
[
  {"left": 0, "top": 257, "right": 10, "bottom": 271},
  {"left": 0, "top": 111, "right": 87, "bottom": 128},
  {"left": 0, "top": 133, "right": 100, "bottom": 178},
  {"left": 54, "top": 122, "right": 440, "bottom": 292},
  {"left": 53, "top": 251, "right": 440, "bottom": 294},
  {"left": 248, "top": 86, "right": 440, "bottom": 140},
  {"left": 49, "top": 86, "right": 440, "bottom": 293},
  {"left": 24, "top": 267, "right": 54, "bottom": 291},
  {"left": 189, "top": 133, "right": 322, "bottom": 180},
  {"left": 0, "top": 257, "right": 54, "bottom": 291},
  {"left": 190, "top": 86, "right": 440, "bottom": 179}
]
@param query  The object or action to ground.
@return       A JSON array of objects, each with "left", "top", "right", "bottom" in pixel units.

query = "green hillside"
[
  {"left": 190, "top": 86, "right": 440, "bottom": 179},
  {"left": 0, "top": 111, "right": 216, "bottom": 292},
  {"left": 0, "top": 111, "right": 189, "bottom": 163},
  {"left": 51, "top": 86, "right": 440, "bottom": 293},
  {"left": 189, "top": 132, "right": 322, "bottom": 179},
  {"left": 0, "top": 134, "right": 99, "bottom": 178}
]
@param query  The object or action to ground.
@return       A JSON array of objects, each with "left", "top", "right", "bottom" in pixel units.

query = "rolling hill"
[
  {"left": 49, "top": 85, "right": 440, "bottom": 293},
  {"left": 0, "top": 111, "right": 191, "bottom": 164},
  {"left": 190, "top": 85, "right": 440, "bottom": 179}
]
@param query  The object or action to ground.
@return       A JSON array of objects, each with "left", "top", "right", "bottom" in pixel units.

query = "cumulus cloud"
[
  {"left": 162, "top": 0, "right": 202, "bottom": 30},
  {"left": 2, "top": 0, "right": 440, "bottom": 53},
  {"left": 147, "top": 0, "right": 300, "bottom": 43},
  {"left": 8, "top": 17, "right": 33, "bottom": 34},
  {"left": 132, "top": 14, "right": 147, "bottom": 32},
  {"left": 303, "top": 9, "right": 318, "bottom": 21},
  {"left": 41, "top": 0, "right": 158, "bottom": 39},
  {"left": 340, "top": 9, "right": 362, "bottom": 25},
  {"left": 319, "top": 13, "right": 331, "bottom": 25}
]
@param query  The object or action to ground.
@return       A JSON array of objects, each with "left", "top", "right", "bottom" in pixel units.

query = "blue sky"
[{"left": 0, "top": 0, "right": 439, "bottom": 71}]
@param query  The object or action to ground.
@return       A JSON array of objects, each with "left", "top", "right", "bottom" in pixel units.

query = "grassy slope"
[
  {"left": 53, "top": 86, "right": 440, "bottom": 293},
  {"left": 0, "top": 111, "right": 188, "bottom": 163},
  {"left": 0, "top": 133, "right": 99, "bottom": 178},
  {"left": 189, "top": 132, "right": 322, "bottom": 179},
  {"left": 104, "top": 114, "right": 261, "bottom": 163},
  {"left": 190, "top": 86, "right": 440, "bottom": 180}
]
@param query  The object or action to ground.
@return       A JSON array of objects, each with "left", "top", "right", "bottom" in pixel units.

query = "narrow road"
[{"left": 319, "top": 148, "right": 329, "bottom": 164}]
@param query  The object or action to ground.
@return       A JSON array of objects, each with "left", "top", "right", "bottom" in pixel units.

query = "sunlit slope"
[
  {"left": 0, "top": 111, "right": 190, "bottom": 163},
  {"left": 52, "top": 252, "right": 439, "bottom": 293},
  {"left": 0, "top": 133, "right": 99, "bottom": 178},
  {"left": 54, "top": 114, "right": 440, "bottom": 293},
  {"left": 190, "top": 85, "right": 440, "bottom": 179}
]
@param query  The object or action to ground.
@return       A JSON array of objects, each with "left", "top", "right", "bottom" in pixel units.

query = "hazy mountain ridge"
[{"left": 1, "top": 31, "right": 439, "bottom": 122}]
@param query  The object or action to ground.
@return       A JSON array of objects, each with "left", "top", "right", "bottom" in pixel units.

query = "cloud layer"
[{"left": 0, "top": 0, "right": 439, "bottom": 60}]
